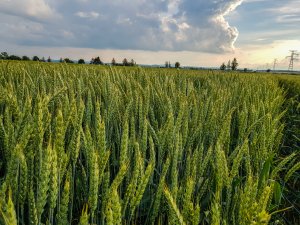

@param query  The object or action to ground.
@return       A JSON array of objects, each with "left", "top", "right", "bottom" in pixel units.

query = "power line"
[{"left": 286, "top": 50, "right": 299, "bottom": 71}]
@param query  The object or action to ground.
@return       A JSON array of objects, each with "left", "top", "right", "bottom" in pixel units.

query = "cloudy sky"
[{"left": 0, "top": 0, "right": 299, "bottom": 69}]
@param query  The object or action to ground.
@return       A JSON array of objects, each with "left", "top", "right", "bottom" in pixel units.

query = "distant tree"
[
  {"left": 8, "top": 55, "right": 21, "bottom": 60},
  {"left": 40, "top": 57, "right": 46, "bottom": 62},
  {"left": 0, "top": 52, "right": 9, "bottom": 59},
  {"left": 220, "top": 62, "right": 226, "bottom": 70},
  {"left": 244, "top": 68, "right": 248, "bottom": 72},
  {"left": 266, "top": 69, "right": 271, "bottom": 73},
  {"left": 168, "top": 61, "right": 171, "bottom": 68},
  {"left": 122, "top": 58, "right": 128, "bottom": 66},
  {"left": 95, "top": 56, "right": 103, "bottom": 64},
  {"left": 175, "top": 62, "right": 180, "bottom": 68},
  {"left": 32, "top": 56, "right": 39, "bottom": 61},
  {"left": 59, "top": 58, "right": 63, "bottom": 63},
  {"left": 165, "top": 61, "right": 169, "bottom": 68},
  {"left": 231, "top": 58, "right": 238, "bottom": 70},
  {"left": 90, "top": 56, "right": 103, "bottom": 65},
  {"left": 64, "top": 58, "right": 74, "bottom": 63},
  {"left": 78, "top": 59, "right": 85, "bottom": 64},
  {"left": 130, "top": 59, "right": 135, "bottom": 66},
  {"left": 111, "top": 58, "right": 116, "bottom": 66},
  {"left": 226, "top": 60, "right": 231, "bottom": 70},
  {"left": 22, "top": 56, "right": 30, "bottom": 61},
  {"left": 47, "top": 56, "right": 52, "bottom": 62}
]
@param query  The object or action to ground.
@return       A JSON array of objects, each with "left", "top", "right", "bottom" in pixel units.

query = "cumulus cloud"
[
  {"left": 0, "top": 0, "right": 244, "bottom": 53},
  {"left": 172, "top": 0, "right": 243, "bottom": 52}
]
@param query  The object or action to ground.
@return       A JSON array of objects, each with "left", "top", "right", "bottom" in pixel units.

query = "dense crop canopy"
[{"left": 0, "top": 61, "right": 299, "bottom": 224}]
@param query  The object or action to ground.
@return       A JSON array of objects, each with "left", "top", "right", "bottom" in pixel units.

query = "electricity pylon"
[{"left": 286, "top": 50, "right": 299, "bottom": 71}]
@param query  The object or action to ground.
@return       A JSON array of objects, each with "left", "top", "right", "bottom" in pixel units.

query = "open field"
[{"left": 0, "top": 61, "right": 299, "bottom": 225}]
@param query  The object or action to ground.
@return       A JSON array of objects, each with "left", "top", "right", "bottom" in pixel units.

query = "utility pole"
[
  {"left": 286, "top": 50, "right": 299, "bottom": 71},
  {"left": 273, "top": 58, "right": 277, "bottom": 71}
]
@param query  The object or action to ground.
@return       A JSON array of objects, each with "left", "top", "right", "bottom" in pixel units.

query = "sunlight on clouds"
[{"left": 235, "top": 40, "right": 300, "bottom": 69}]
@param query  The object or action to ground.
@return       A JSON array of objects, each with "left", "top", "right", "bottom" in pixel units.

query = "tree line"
[
  {"left": 0, "top": 52, "right": 50, "bottom": 62},
  {"left": 1, "top": 51, "right": 239, "bottom": 70},
  {"left": 165, "top": 61, "right": 181, "bottom": 68},
  {"left": 220, "top": 58, "right": 238, "bottom": 71},
  {"left": 0, "top": 52, "right": 137, "bottom": 66}
]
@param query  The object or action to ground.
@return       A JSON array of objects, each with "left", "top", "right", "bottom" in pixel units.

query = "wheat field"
[{"left": 0, "top": 61, "right": 299, "bottom": 225}]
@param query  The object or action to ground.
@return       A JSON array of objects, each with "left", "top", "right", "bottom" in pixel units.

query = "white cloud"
[
  {"left": 116, "top": 17, "right": 133, "bottom": 25},
  {"left": 266, "top": 1, "right": 300, "bottom": 24},
  {"left": 0, "top": 0, "right": 58, "bottom": 20},
  {"left": 277, "top": 14, "right": 300, "bottom": 23},
  {"left": 75, "top": 11, "right": 100, "bottom": 19},
  {"left": 168, "top": 0, "right": 243, "bottom": 52},
  {"left": 269, "top": 1, "right": 300, "bottom": 14}
]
